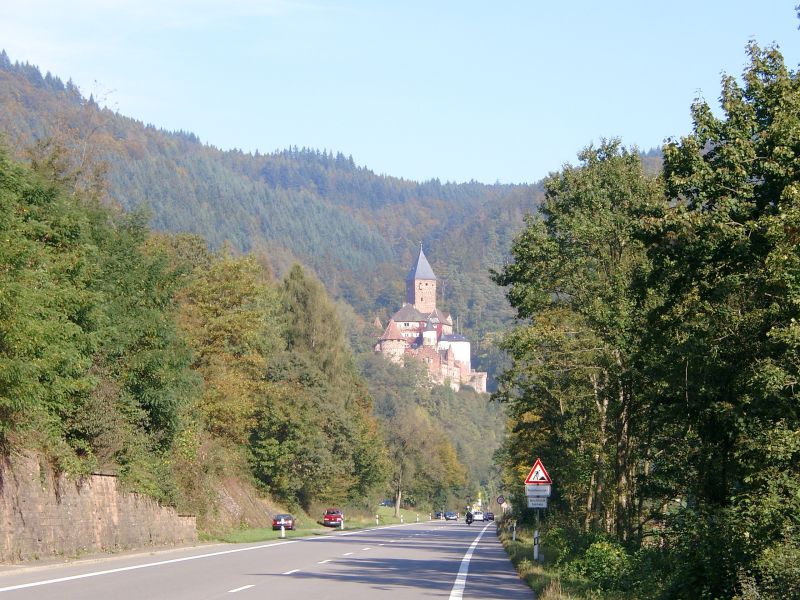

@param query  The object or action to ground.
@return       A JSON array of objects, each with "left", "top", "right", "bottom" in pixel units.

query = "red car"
[
  {"left": 323, "top": 508, "right": 344, "bottom": 527},
  {"left": 272, "top": 513, "right": 296, "bottom": 530}
]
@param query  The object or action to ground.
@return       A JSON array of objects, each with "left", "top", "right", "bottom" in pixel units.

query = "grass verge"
[
  {"left": 213, "top": 506, "right": 429, "bottom": 544},
  {"left": 497, "top": 523, "right": 621, "bottom": 600}
]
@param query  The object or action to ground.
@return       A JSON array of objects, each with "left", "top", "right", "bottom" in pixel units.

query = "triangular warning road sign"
[{"left": 524, "top": 458, "right": 552, "bottom": 484}]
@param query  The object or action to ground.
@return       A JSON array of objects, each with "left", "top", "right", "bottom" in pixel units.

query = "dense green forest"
[
  {"left": 358, "top": 352, "right": 505, "bottom": 510},
  {"left": 0, "top": 140, "right": 504, "bottom": 531},
  {"left": 0, "top": 143, "right": 388, "bottom": 521},
  {"left": 494, "top": 43, "right": 799, "bottom": 599},
  {"left": 0, "top": 49, "right": 520, "bottom": 521},
  {"left": 0, "top": 48, "right": 544, "bottom": 382}
]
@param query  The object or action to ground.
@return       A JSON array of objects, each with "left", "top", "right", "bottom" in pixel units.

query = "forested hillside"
[
  {"left": 0, "top": 51, "right": 514, "bottom": 525},
  {"left": 0, "top": 143, "right": 396, "bottom": 528},
  {"left": 0, "top": 50, "right": 542, "bottom": 378},
  {"left": 358, "top": 353, "right": 504, "bottom": 509}
]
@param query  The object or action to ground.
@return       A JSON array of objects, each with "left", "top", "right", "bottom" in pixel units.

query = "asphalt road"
[{"left": 0, "top": 521, "right": 533, "bottom": 599}]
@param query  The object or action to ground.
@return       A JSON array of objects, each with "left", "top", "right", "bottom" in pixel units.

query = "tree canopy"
[{"left": 494, "top": 43, "right": 800, "bottom": 598}]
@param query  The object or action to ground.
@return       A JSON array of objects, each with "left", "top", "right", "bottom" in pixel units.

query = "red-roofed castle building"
[{"left": 375, "top": 246, "right": 488, "bottom": 393}]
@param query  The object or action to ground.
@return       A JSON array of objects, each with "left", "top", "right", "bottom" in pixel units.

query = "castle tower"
[
  {"left": 379, "top": 320, "right": 407, "bottom": 363},
  {"left": 405, "top": 245, "right": 437, "bottom": 314}
]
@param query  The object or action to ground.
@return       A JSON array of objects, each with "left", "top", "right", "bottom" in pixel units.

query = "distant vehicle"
[
  {"left": 434, "top": 511, "right": 445, "bottom": 520},
  {"left": 444, "top": 511, "right": 458, "bottom": 521},
  {"left": 323, "top": 508, "right": 344, "bottom": 527},
  {"left": 472, "top": 511, "right": 485, "bottom": 522},
  {"left": 272, "top": 513, "right": 296, "bottom": 530},
  {"left": 379, "top": 499, "right": 394, "bottom": 507},
  {"left": 485, "top": 512, "right": 495, "bottom": 521}
]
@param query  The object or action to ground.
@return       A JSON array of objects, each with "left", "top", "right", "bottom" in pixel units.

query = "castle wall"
[
  {"left": 468, "top": 372, "right": 488, "bottom": 394},
  {"left": 380, "top": 339, "right": 406, "bottom": 363},
  {"left": 437, "top": 340, "right": 471, "bottom": 370}
]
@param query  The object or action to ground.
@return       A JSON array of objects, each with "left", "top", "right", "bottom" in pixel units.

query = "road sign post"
[
  {"left": 525, "top": 484, "right": 551, "bottom": 496},
  {"left": 524, "top": 458, "right": 553, "bottom": 566},
  {"left": 524, "top": 458, "right": 552, "bottom": 485},
  {"left": 526, "top": 497, "right": 548, "bottom": 508}
]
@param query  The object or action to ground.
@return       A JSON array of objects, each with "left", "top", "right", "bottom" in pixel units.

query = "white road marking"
[
  {"left": 282, "top": 569, "right": 300, "bottom": 575},
  {"left": 0, "top": 522, "right": 423, "bottom": 595},
  {"left": 0, "top": 540, "right": 298, "bottom": 594},
  {"left": 343, "top": 552, "right": 354, "bottom": 556},
  {"left": 362, "top": 547, "right": 371, "bottom": 551},
  {"left": 448, "top": 523, "right": 492, "bottom": 600},
  {"left": 228, "top": 585, "right": 255, "bottom": 593},
  {"left": 378, "top": 543, "right": 386, "bottom": 546},
  {"left": 317, "top": 559, "right": 332, "bottom": 564}
]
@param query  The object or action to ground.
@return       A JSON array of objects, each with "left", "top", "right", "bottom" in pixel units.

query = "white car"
[{"left": 472, "top": 511, "right": 484, "bottom": 522}]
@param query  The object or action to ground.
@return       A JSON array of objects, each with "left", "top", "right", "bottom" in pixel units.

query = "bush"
[
  {"left": 626, "top": 546, "right": 672, "bottom": 597},
  {"left": 580, "top": 539, "right": 631, "bottom": 590},
  {"left": 543, "top": 526, "right": 572, "bottom": 565},
  {"left": 755, "top": 543, "right": 800, "bottom": 599}
]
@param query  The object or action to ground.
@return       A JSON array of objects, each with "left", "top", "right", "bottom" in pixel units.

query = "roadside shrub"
[
  {"left": 543, "top": 526, "right": 572, "bottom": 565},
  {"left": 580, "top": 539, "right": 631, "bottom": 590},
  {"left": 754, "top": 543, "right": 800, "bottom": 599},
  {"left": 626, "top": 546, "right": 672, "bottom": 597}
]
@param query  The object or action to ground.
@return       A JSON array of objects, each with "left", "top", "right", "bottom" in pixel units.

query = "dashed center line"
[
  {"left": 343, "top": 552, "right": 354, "bottom": 556},
  {"left": 282, "top": 569, "right": 300, "bottom": 575},
  {"left": 318, "top": 559, "right": 332, "bottom": 564},
  {"left": 362, "top": 547, "right": 371, "bottom": 551},
  {"left": 228, "top": 585, "right": 255, "bottom": 593}
]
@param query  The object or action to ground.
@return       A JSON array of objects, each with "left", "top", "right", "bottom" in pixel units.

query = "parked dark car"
[
  {"left": 485, "top": 512, "right": 495, "bottom": 521},
  {"left": 323, "top": 508, "right": 344, "bottom": 527},
  {"left": 444, "top": 511, "right": 458, "bottom": 521},
  {"left": 272, "top": 513, "right": 295, "bottom": 530},
  {"left": 434, "top": 511, "right": 445, "bottom": 520}
]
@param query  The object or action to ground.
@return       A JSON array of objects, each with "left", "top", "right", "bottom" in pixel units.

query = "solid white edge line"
[
  {"left": 0, "top": 521, "right": 422, "bottom": 594},
  {"left": 448, "top": 523, "right": 492, "bottom": 600},
  {"left": 228, "top": 584, "right": 255, "bottom": 593},
  {"left": 0, "top": 541, "right": 298, "bottom": 593}
]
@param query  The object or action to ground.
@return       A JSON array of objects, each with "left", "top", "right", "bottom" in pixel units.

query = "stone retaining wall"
[{"left": 0, "top": 452, "right": 197, "bottom": 562}]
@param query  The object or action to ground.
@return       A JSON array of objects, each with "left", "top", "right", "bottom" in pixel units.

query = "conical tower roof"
[
  {"left": 380, "top": 319, "right": 405, "bottom": 341},
  {"left": 405, "top": 245, "right": 437, "bottom": 282}
]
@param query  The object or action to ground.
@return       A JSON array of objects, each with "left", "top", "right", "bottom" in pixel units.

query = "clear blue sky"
[{"left": 1, "top": 1, "right": 798, "bottom": 184}]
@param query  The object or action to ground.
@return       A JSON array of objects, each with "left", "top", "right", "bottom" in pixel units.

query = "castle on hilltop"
[{"left": 375, "top": 247, "right": 488, "bottom": 394}]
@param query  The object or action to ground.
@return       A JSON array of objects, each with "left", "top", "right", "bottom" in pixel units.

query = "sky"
[{"left": 0, "top": 1, "right": 798, "bottom": 184}]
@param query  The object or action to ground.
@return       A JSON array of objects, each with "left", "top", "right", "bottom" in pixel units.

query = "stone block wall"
[{"left": 0, "top": 452, "right": 197, "bottom": 562}]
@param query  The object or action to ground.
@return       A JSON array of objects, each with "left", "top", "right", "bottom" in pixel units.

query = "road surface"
[{"left": 0, "top": 521, "right": 533, "bottom": 599}]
